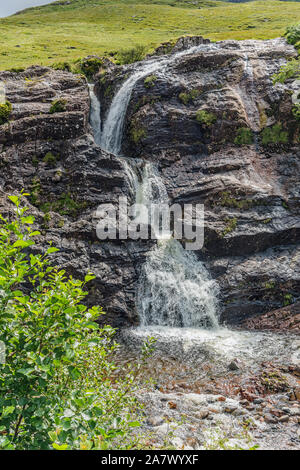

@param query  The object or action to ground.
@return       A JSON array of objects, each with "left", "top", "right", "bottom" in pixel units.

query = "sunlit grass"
[{"left": 0, "top": 0, "right": 299, "bottom": 70}]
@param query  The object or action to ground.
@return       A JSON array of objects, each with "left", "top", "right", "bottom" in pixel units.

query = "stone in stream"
[{"left": 228, "top": 360, "right": 240, "bottom": 371}]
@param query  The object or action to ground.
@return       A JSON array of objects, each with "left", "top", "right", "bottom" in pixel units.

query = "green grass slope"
[{"left": 0, "top": 0, "right": 299, "bottom": 70}]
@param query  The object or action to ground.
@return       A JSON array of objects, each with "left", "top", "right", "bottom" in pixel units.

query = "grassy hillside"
[{"left": 0, "top": 0, "right": 299, "bottom": 70}]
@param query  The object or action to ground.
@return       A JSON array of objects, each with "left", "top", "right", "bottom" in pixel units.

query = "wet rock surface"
[{"left": 117, "top": 327, "right": 300, "bottom": 449}]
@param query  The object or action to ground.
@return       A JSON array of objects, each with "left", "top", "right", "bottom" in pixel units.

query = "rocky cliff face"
[
  {"left": 96, "top": 37, "right": 300, "bottom": 326},
  {"left": 0, "top": 37, "right": 299, "bottom": 329},
  {"left": 0, "top": 66, "right": 149, "bottom": 326}
]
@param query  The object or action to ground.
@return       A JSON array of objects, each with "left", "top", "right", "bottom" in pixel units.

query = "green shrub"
[
  {"left": 130, "top": 126, "right": 146, "bottom": 144},
  {"left": 144, "top": 75, "right": 157, "bottom": 88},
  {"left": 179, "top": 89, "right": 200, "bottom": 105},
  {"left": 284, "top": 23, "right": 300, "bottom": 45},
  {"left": 0, "top": 101, "right": 12, "bottom": 125},
  {"left": 261, "top": 123, "right": 288, "bottom": 146},
  {"left": 0, "top": 193, "right": 155, "bottom": 450},
  {"left": 234, "top": 127, "right": 253, "bottom": 146},
  {"left": 292, "top": 103, "right": 300, "bottom": 121},
  {"left": 75, "top": 57, "right": 103, "bottom": 79},
  {"left": 49, "top": 99, "right": 67, "bottom": 114},
  {"left": 52, "top": 62, "right": 72, "bottom": 72},
  {"left": 221, "top": 217, "right": 237, "bottom": 237},
  {"left": 196, "top": 109, "right": 217, "bottom": 127},
  {"left": 273, "top": 59, "right": 300, "bottom": 84},
  {"left": 43, "top": 152, "right": 59, "bottom": 167},
  {"left": 117, "top": 45, "right": 146, "bottom": 65}
]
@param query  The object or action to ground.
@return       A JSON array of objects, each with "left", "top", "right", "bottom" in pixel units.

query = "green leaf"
[
  {"left": 8, "top": 195, "right": 19, "bottom": 206},
  {"left": 29, "top": 231, "right": 41, "bottom": 237},
  {"left": 13, "top": 239, "right": 33, "bottom": 248},
  {"left": 2, "top": 405, "right": 15, "bottom": 416},
  {"left": 128, "top": 421, "right": 140, "bottom": 428},
  {"left": 52, "top": 443, "right": 69, "bottom": 450},
  {"left": 68, "top": 366, "right": 81, "bottom": 380},
  {"left": 48, "top": 431, "right": 57, "bottom": 442},
  {"left": 17, "top": 368, "right": 35, "bottom": 377},
  {"left": 21, "top": 216, "right": 34, "bottom": 225},
  {"left": 84, "top": 274, "right": 96, "bottom": 283},
  {"left": 46, "top": 247, "right": 59, "bottom": 254}
]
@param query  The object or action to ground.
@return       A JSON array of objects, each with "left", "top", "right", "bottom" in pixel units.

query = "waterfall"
[
  {"left": 137, "top": 239, "right": 219, "bottom": 328},
  {"left": 88, "top": 84, "right": 102, "bottom": 145},
  {"left": 97, "top": 43, "right": 220, "bottom": 329}
]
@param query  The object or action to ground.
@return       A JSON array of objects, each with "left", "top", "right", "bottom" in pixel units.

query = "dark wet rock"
[
  {"left": 0, "top": 66, "right": 152, "bottom": 327},
  {"left": 228, "top": 359, "right": 240, "bottom": 371},
  {"left": 241, "top": 302, "right": 300, "bottom": 333}
]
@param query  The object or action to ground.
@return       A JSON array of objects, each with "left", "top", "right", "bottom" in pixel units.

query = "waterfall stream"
[
  {"left": 88, "top": 84, "right": 102, "bottom": 146},
  {"left": 89, "top": 45, "right": 220, "bottom": 329}
]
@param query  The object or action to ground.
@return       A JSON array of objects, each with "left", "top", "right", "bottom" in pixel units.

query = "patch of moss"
[
  {"left": 282, "top": 200, "right": 290, "bottom": 211},
  {"left": 144, "top": 75, "right": 157, "bottom": 88},
  {"left": 260, "top": 369, "right": 289, "bottom": 393},
  {"left": 283, "top": 293, "right": 293, "bottom": 306},
  {"left": 40, "top": 192, "right": 87, "bottom": 217},
  {"left": 43, "top": 212, "right": 51, "bottom": 229},
  {"left": 234, "top": 127, "right": 253, "bottom": 146},
  {"left": 265, "top": 281, "right": 275, "bottom": 289},
  {"left": 179, "top": 89, "right": 200, "bottom": 105},
  {"left": 0, "top": 101, "right": 12, "bottom": 125},
  {"left": 196, "top": 109, "right": 217, "bottom": 127},
  {"left": 49, "top": 99, "right": 67, "bottom": 114},
  {"left": 130, "top": 125, "right": 146, "bottom": 144},
  {"left": 30, "top": 177, "right": 41, "bottom": 206},
  {"left": 221, "top": 217, "right": 237, "bottom": 237},
  {"left": 43, "top": 151, "right": 59, "bottom": 167},
  {"left": 214, "top": 191, "right": 259, "bottom": 210},
  {"left": 261, "top": 123, "right": 288, "bottom": 146},
  {"left": 52, "top": 61, "right": 72, "bottom": 72},
  {"left": 133, "top": 95, "right": 159, "bottom": 113}
]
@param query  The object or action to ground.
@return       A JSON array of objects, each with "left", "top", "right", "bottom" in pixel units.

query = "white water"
[
  {"left": 137, "top": 239, "right": 219, "bottom": 328},
  {"left": 88, "top": 84, "right": 102, "bottom": 146},
  {"left": 132, "top": 163, "right": 219, "bottom": 328},
  {"left": 121, "top": 326, "right": 300, "bottom": 370}
]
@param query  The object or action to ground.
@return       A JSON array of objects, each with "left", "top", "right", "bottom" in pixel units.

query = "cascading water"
[
  {"left": 137, "top": 239, "right": 219, "bottom": 328},
  {"left": 133, "top": 164, "right": 219, "bottom": 328},
  {"left": 88, "top": 84, "right": 102, "bottom": 146},
  {"left": 94, "top": 44, "right": 221, "bottom": 329}
]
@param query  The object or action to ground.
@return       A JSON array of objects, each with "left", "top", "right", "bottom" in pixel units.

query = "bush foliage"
[
  {"left": 0, "top": 194, "right": 154, "bottom": 450},
  {"left": 0, "top": 101, "right": 12, "bottom": 125},
  {"left": 117, "top": 45, "right": 147, "bottom": 65}
]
